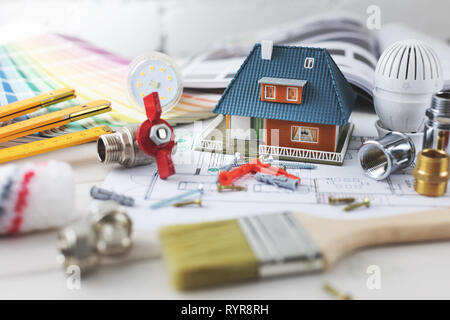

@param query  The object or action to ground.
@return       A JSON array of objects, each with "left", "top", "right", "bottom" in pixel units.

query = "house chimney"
[{"left": 261, "top": 40, "right": 273, "bottom": 60}]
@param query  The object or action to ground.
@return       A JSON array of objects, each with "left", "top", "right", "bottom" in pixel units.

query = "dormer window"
[
  {"left": 286, "top": 87, "right": 298, "bottom": 101},
  {"left": 264, "top": 85, "right": 276, "bottom": 99},
  {"left": 304, "top": 57, "right": 314, "bottom": 69},
  {"left": 258, "top": 77, "right": 307, "bottom": 105}
]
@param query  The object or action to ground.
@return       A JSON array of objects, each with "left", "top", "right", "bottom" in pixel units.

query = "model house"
[{"left": 211, "top": 41, "right": 356, "bottom": 164}]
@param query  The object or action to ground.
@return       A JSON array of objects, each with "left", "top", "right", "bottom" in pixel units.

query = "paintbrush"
[{"left": 159, "top": 207, "right": 450, "bottom": 290}]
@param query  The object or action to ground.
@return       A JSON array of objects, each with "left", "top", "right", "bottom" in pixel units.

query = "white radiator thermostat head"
[
  {"left": 373, "top": 39, "right": 444, "bottom": 133},
  {"left": 127, "top": 52, "right": 182, "bottom": 113}
]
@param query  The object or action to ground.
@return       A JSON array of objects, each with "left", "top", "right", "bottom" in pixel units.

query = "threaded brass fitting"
[{"left": 412, "top": 132, "right": 450, "bottom": 197}]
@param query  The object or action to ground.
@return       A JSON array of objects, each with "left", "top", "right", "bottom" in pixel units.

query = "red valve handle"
[
  {"left": 136, "top": 92, "right": 175, "bottom": 179},
  {"left": 156, "top": 148, "right": 175, "bottom": 179}
]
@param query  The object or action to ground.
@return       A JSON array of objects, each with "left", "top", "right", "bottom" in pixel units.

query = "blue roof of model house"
[{"left": 212, "top": 44, "right": 356, "bottom": 126}]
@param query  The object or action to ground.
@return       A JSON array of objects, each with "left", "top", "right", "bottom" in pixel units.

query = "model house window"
[
  {"left": 264, "top": 85, "right": 276, "bottom": 99},
  {"left": 291, "top": 126, "right": 319, "bottom": 143},
  {"left": 286, "top": 87, "right": 298, "bottom": 101},
  {"left": 304, "top": 57, "right": 314, "bottom": 69}
]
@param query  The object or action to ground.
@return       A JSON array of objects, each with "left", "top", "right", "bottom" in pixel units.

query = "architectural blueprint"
[{"left": 100, "top": 127, "right": 450, "bottom": 230}]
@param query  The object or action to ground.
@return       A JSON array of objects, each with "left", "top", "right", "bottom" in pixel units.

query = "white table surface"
[{"left": 1, "top": 106, "right": 450, "bottom": 300}]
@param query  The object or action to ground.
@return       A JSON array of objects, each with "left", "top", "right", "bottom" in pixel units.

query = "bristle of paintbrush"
[
  {"left": 159, "top": 212, "right": 326, "bottom": 290},
  {"left": 159, "top": 208, "right": 450, "bottom": 291},
  {"left": 159, "top": 219, "right": 259, "bottom": 290}
]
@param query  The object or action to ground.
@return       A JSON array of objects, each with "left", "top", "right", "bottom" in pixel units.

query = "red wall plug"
[{"left": 218, "top": 158, "right": 301, "bottom": 186}]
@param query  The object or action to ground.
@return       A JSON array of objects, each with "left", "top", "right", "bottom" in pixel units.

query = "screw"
[
  {"left": 172, "top": 197, "right": 202, "bottom": 207},
  {"left": 216, "top": 183, "right": 246, "bottom": 192},
  {"left": 157, "top": 127, "right": 168, "bottom": 140},
  {"left": 150, "top": 185, "right": 204, "bottom": 209},
  {"left": 343, "top": 197, "right": 370, "bottom": 211},
  {"left": 219, "top": 152, "right": 244, "bottom": 171},
  {"left": 328, "top": 195, "right": 356, "bottom": 205},
  {"left": 323, "top": 283, "right": 352, "bottom": 300},
  {"left": 259, "top": 156, "right": 317, "bottom": 170}
]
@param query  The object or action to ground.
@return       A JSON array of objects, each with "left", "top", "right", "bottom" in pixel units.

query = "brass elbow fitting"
[{"left": 412, "top": 132, "right": 450, "bottom": 197}]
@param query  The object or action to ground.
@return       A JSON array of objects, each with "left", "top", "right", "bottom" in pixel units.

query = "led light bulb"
[
  {"left": 127, "top": 52, "right": 182, "bottom": 113},
  {"left": 373, "top": 39, "right": 444, "bottom": 133}
]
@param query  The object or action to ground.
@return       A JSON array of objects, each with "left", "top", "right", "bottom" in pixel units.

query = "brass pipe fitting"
[{"left": 412, "top": 132, "right": 450, "bottom": 197}]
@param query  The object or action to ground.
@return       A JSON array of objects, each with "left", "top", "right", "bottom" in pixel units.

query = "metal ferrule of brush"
[
  {"left": 97, "top": 125, "right": 154, "bottom": 168},
  {"left": 423, "top": 91, "right": 450, "bottom": 154},
  {"left": 237, "top": 212, "right": 323, "bottom": 278},
  {"left": 358, "top": 132, "right": 415, "bottom": 180}
]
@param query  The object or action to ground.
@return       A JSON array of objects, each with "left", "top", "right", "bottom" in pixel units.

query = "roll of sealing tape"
[{"left": 127, "top": 52, "right": 183, "bottom": 113}]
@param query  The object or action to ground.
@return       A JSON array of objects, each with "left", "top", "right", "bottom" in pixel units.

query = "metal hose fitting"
[
  {"left": 97, "top": 125, "right": 154, "bottom": 168},
  {"left": 358, "top": 132, "right": 415, "bottom": 180},
  {"left": 57, "top": 221, "right": 100, "bottom": 273},
  {"left": 57, "top": 201, "right": 133, "bottom": 273},
  {"left": 423, "top": 90, "right": 450, "bottom": 154},
  {"left": 89, "top": 201, "right": 133, "bottom": 256},
  {"left": 413, "top": 132, "right": 450, "bottom": 197}
]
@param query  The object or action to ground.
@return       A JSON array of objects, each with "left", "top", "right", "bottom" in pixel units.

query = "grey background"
[{"left": 0, "top": 0, "right": 448, "bottom": 59}]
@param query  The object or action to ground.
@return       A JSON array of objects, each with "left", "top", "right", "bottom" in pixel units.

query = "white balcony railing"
[
  {"left": 258, "top": 144, "right": 343, "bottom": 163},
  {"left": 196, "top": 139, "right": 223, "bottom": 151}
]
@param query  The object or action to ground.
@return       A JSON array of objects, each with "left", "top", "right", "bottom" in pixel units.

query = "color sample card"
[
  {"left": 0, "top": 33, "right": 218, "bottom": 138},
  {"left": 0, "top": 33, "right": 144, "bottom": 133}
]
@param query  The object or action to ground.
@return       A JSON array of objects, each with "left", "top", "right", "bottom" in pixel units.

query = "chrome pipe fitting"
[
  {"left": 57, "top": 221, "right": 100, "bottom": 273},
  {"left": 89, "top": 201, "right": 133, "bottom": 256},
  {"left": 423, "top": 90, "right": 450, "bottom": 154},
  {"left": 97, "top": 125, "right": 154, "bottom": 168},
  {"left": 358, "top": 132, "right": 415, "bottom": 180},
  {"left": 57, "top": 201, "right": 133, "bottom": 273}
]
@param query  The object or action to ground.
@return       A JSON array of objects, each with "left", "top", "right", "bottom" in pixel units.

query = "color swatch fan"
[{"left": 127, "top": 52, "right": 183, "bottom": 114}]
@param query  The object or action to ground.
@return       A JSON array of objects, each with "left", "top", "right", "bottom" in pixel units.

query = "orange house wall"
[
  {"left": 266, "top": 119, "right": 337, "bottom": 152},
  {"left": 260, "top": 84, "right": 303, "bottom": 104}
]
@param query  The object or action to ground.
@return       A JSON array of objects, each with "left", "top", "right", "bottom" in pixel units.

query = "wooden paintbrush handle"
[{"left": 295, "top": 207, "right": 450, "bottom": 270}]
